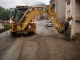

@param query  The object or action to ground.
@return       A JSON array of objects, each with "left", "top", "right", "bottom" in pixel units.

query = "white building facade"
[
  {"left": 65, "top": 0, "right": 80, "bottom": 36},
  {"left": 0, "top": 20, "right": 4, "bottom": 28},
  {"left": 50, "top": 0, "right": 66, "bottom": 22}
]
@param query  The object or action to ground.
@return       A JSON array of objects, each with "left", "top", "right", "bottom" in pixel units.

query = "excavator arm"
[
  {"left": 21, "top": 5, "right": 61, "bottom": 31},
  {"left": 46, "top": 5, "right": 60, "bottom": 30},
  {"left": 21, "top": 10, "right": 46, "bottom": 30}
]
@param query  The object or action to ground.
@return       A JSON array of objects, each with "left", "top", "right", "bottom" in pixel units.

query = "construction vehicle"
[{"left": 9, "top": 5, "right": 64, "bottom": 37}]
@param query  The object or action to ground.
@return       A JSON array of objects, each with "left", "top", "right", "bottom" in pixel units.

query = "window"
[
  {"left": 67, "top": 10, "right": 70, "bottom": 17},
  {"left": 67, "top": 0, "right": 70, "bottom": 5},
  {"left": 52, "top": 4, "right": 55, "bottom": 8}
]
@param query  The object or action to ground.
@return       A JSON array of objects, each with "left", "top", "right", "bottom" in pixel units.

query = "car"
[{"left": 45, "top": 20, "right": 53, "bottom": 27}]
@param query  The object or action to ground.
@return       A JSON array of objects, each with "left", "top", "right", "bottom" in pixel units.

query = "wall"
[
  {"left": 75, "top": 1, "right": 80, "bottom": 20},
  {"left": 0, "top": 22, "right": 3, "bottom": 28},
  {"left": 50, "top": 0, "right": 65, "bottom": 22},
  {"left": 65, "top": 2, "right": 71, "bottom": 19},
  {"left": 74, "top": 1, "right": 80, "bottom": 33},
  {"left": 35, "top": 13, "right": 47, "bottom": 20},
  {"left": 69, "top": 0, "right": 75, "bottom": 36},
  {"left": 70, "top": 0, "right": 80, "bottom": 36},
  {"left": 43, "top": 13, "right": 47, "bottom": 19},
  {"left": 35, "top": 15, "right": 40, "bottom": 20},
  {"left": 57, "top": 0, "right": 65, "bottom": 22}
]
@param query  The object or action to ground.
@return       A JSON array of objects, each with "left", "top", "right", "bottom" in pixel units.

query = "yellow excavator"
[{"left": 9, "top": 5, "right": 65, "bottom": 37}]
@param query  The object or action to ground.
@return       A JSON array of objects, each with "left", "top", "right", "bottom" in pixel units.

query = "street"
[{"left": 0, "top": 20, "right": 80, "bottom": 60}]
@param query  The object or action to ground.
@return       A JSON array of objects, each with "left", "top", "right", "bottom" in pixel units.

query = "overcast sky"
[{"left": 0, "top": 0, "right": 50, "bottom": 8}]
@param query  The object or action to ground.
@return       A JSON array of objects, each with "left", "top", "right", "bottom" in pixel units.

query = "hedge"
[
  {"left": 4, "top": 24, "right": 9, "bottom": 28},
  {"left": 0, "top": 27, "right": 9, "bottom": 33}
]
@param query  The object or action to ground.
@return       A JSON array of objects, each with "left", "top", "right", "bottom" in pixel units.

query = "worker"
[
  {"left": 9, "top": 18, "right": 13, "bottom": 23},
  {"left": 63, "top": 16, "right": 73, "bottom": 30},
  {"left": 34, "top": 18, "right": 37, "bottom": 23},
  {"left": 19, "top": 12, "right": 24, "bottom": 19},
  {"left": 46, "top": 17, "right": 49, "bottom": 29},
  {"left": 63, "top": 20, "right": 69, "bottom": 37},
  {"left": 63, "top": 20, "right": 69, "bottom": 33}
]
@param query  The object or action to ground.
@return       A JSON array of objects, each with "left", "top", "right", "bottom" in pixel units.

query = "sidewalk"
[{"left": 0, "top": 30, "right": 10, "bottom": 40}]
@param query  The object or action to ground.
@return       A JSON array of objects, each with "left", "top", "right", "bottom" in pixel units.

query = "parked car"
[{"left": 45, "top": 20, "right": 53, "bottom": 27}]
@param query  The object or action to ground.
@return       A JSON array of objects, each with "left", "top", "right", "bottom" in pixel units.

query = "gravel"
[{"left": 0, "top": 20, "right": 80, "bottom": 60}]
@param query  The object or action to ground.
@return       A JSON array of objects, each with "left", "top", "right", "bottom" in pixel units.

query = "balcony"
[
  {"left": 75, "top": 16, "right": 80, "bottom": 22},
  {"left": 76, "top": 0, "right": 80, "bottom": 2}
]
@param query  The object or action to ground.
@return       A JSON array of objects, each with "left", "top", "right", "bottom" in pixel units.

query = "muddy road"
[{"left": 0, "top": 20, "right": 80, "bottom": 60}]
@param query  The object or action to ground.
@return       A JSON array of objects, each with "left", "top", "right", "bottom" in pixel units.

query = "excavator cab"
[{"left": 9, "top": 6, "right": 28, "bottom": 22}]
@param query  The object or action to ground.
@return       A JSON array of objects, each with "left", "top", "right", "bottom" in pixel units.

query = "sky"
[{"left": 0, "top": 0, "right": 50, "bottom": 8}]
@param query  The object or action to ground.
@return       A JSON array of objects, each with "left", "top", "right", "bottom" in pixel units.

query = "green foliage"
[
  {"left": 71, "top": 32, "right": 80, "bottom": 40},
  {"left": 4, "top": 24, "right": 9, "bottom": 28},
  {"left": 0, "top": 6, "right": 9, "bottom": 21},
  {"left": 34, "top": 3, "right": 46, "bottom": 9},
  {"left": 72, "top": 34, "right": 78, "bottom": 40},
  {"left": 58, "top": 26, "right": 64, "bottom": 34},
  {"left": 68, "top": 25, "right": 71, "bottom": 30},
  {"left": 34, "top": 2, "right": 46, "bottom": 6},
  {"left": 59, "top": 26, "right": 63, "bottom": 31}
]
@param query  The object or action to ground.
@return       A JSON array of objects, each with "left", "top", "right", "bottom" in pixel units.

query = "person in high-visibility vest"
[
  {"left": 9, "top": 18, "right": 13, "bottom": 23},
  {"left": 19, "top": 12, "right": 24, "bottom": 19},
  {"left": 34, "top": 18, "right": 36, "bottom": 23}
]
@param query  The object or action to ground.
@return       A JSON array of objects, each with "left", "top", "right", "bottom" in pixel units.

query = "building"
[
  {"left": 0, "top": 20, "right": 9, "bottom": 29},
  {"left": 65, "top": 0, "right": 80, "bottom": 36},
  {"left": 0, "top": 20, "right": 4, "bottom": 28},
  {"left": 50, "top": 0, "right": 66, "bottom": 22},
  {"left": 35, "top": 13, "right": 47, "bottom": 20}
]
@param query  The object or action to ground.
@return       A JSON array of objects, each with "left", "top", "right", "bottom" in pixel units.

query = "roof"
[
  {"left": 0, "top": 20, "right": 3, "bottom": 23},
  {"left": 0, "top": 20, "right": 9, "bottom": 23}
]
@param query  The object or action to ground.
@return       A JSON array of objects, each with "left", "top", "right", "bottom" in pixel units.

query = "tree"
[
  {"left": 34, "top": 2, "right": 46, "bottom": 9},
  {"left": 0, "top": 6, "right": 9, "bottom": 21}
]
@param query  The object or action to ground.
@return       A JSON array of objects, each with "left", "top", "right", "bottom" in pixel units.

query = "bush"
[
  {"left": 75, "top": 32, "right": 80, "bottom": 36},
  {"left": 58, "top": 26, "right": 65, "bottom": 34},
  {"left": 72, "top": 34, "right": 78, "bottom": 40},
  {"left": 4, "top": 24, "right": 9, "bottom": 28}
]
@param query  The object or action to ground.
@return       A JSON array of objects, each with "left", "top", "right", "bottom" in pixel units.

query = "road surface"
[{"left": 0, "top": 20, "right": 80, "bottom": 60}]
